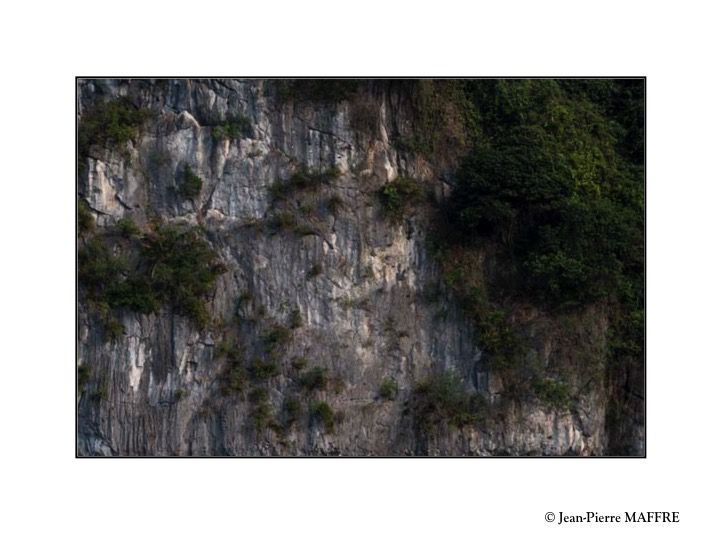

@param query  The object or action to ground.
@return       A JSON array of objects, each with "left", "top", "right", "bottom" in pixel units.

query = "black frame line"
[{"left": 75, "top": 76, "right": 646, "bottom": 458}]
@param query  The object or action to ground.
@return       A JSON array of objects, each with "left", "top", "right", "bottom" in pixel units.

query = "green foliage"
[
  {"left": 289, "top": 309, "right": 303, "bottom": 329},
  {"left": 224, "top": 361, "right": 247, "bottom": 395},
  {"left": 293, "top": 223, "right": 317, "bottom": 237},
  {"left": 211, "top": 113, "right": 252, "bottom": 141},
  {"left": 262, "top": 325, "right": 292, "bottom": 352},
  {"left": 147, "top": 148, "right": 172, "bottom": 174},
  {"left": 77, "top": 364, "right": 91, "bottom": 387},
  {"left": 292, "top": 167, "right": 340, "bottom": 189},
  {"left": 299, "top": 367, "right": 328, "bottom": 392},
  {"left": 78, "top": 199, "right": 94, "bottom": 235},
  {"left": 116, "top": 217, "right": 141, "bottom": 238},
  {"left": 79, "top": 225, "right": 225, "bottom": 327},
  {"left": 558, "top": 79, "right": 645, "bottom": 165},
  {"left": 448, "top": 79, "right": 644, "bottom": 309},
  {"left": 471, "top": 308, "right": 525, "bottom": 368},
  {"left": 248, "top": 386, "right": 269, "bottom": 403},
  {"left": 533, "top": 378, "right": 571, "bottom": 410},
  {"left": 105, "top": 276, "right": 160, "bottom": 314},
  {"left": 270, "top": 167, "right": 340, "bottom": 201},
  {"left": 283, "top": 397, "right": 302, "bottom": 427},
  {"left": 267, "top": 182, "right": 288, "bottom": 202},
  {"left": 299, "top": 203, "right": 316, "bottom": 217},
  {"left": 268, "top": 211, "right": 298, "bottom": 232},
  {"left": 378, "top": 177, "right": 424, "bottom": 221},
  {"left": 78, "top": 237, "right": 129, "bottom": 296},
  {"left": 214, "top": 339, "right": 241, "bottom": 360},
  {"left": 411, "top": 372, "right": 486, "bottom": 433},
  {"left": 102, "top": 317, "right": 125, "bottom": 342},
  {"left": 179, "top": 164, "right": 203, "bottom": 199},
  {"left": 247, "top": 386, "right": 272, "bottom": 430},
  {"left": 290, "top": 356, "right": 308, "bottom": 371},
  {"left": 252, "top": 358, "right": 280, "bottom": 380},
  {"left": 310, "top": 401, "right": 335, "bottom": 431},
  {"left": 90, "top": 386, "right": 108, "bottom": 402},
  {"left": 136, "top": 225, "right": 226, "bottom": 325},
  {"left": 78, "top": 97, "right": 151, "bottom": 157},
  {"left": 250, "top": 401, "right": 272, "bottom": 431},
  {"left": 214, "top": 340, "right": 231, "bottom": 359},
  {"left": 425, "top": 80, "right": 644, "bottom": 391},
  {"left": 379, "top": 378, "right": 399, "bottom": 400}
]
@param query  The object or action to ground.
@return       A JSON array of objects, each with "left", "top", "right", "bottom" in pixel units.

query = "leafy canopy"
[{"left": 448, "top": 79, "right": 644, "bottom": 309}]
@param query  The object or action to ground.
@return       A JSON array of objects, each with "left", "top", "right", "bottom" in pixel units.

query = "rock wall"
[{"left": 77, "top": 79, "right": 640, "bottom": 456}]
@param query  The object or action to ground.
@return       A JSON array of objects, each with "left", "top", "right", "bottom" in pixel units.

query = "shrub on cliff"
[
  {"left": 447, "top": 79, "right": 644, "bottom": 310},
  {"left": 310, "top": 401, "right": 335, "bottom": 431},
  {"left": 269, "top": 166, "right": 340, "bottom": 202},
  {"left": 252, "top": 358, "right": 280, "bottom": 380},
  {"left": 77, "top": 364, "right": 91, "bottom": 388},
  {"left": 283, "top": 397, "right": 302, "bottom": 427},
  {"left": 411, "top": 372, "right": 487, "bottom": 433},
  {"left": 211, "top": 113, "right": 252, "bottom": 141},
  {"left": 179, "top": 164, "right": 203, "bottom": 199},
  {"left": 78, "top": 199, "right": 94, "bottom": 235},
  {"left": 78, "top": 223, "right": 226, "bottom": 327},
  {"left": 140, "top": 225, "right": 226, "bottom": 325},
  {"left": 262, "top": 325, "right": 292, "bottom": 352},
  {"left": 378, "top": 177, "right": 424, "bottom": 221},
  {"left": 533, "top": 378, "right": 571, "bottom": 410},
  {"left": 299, "top": 367, "right": 328, "bottom": 392},
  {"left": 116, "top": 217, "right": 141, "bottom": 238},
  {"left": 78, "top": 97, "right": 151, "bottom": 157},
  {"left": 379, "top": 378, "right": 399, "bottom": 401}
]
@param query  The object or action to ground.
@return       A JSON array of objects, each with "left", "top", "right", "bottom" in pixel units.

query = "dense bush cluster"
[
  {"left": 211, "top": 113, "right": 252, "bottom": 141},
  {"left": 78, "top": 222, "right": 226, "bottom": 328},
  {"left": 447, "top": 79, "right": 644, "bottom": 311},
  {"left": 411, "top": 372, "right": 487, "bottom": 434},
  {"left": 269, "top": 167, "right": 340, "bottom": 201},
  {"left": 78, "top": 97, "right": 151, "bottom": 158},
  {"left": 262, "top": 325, "right": 292, "bottom": 352},
  {"left": 77, "top": 364, "right": 91, "bottom": 387},
  {"left": 299, "top": 367, "right": 328, "bottom": 392},
  {"left": 379, "top": 378, "right": 399, "bottom": 400},
  {"left": 310, "top": 401, "right": 335, "bottom": 431},
  {"left": 283, "top": 398, "right": 302, "bottom": 427},
  {"left": 252, "top": 358, "right": 280, "bottom": 380},
  {"left": 402, "top": 79, "right": 644, "bottom": 416},
  {"left": 179, "top": 164, "right": 203, "bottom": 199},
  {"left": 77, "top": 199, "right": 95, "bottom": 235},
  {"left": 378, "top": 177, "right": 424, "bottom": 221},
  {"left": 533, "top": 378, "right": 571, "bottom": 410},
  {"left": 223, "top": 360, "right": 248, "bottom": 395}
]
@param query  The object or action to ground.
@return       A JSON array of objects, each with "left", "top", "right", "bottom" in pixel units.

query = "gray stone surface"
[{"left": 77, "top": 79, "right": 639, "bottom": 456}]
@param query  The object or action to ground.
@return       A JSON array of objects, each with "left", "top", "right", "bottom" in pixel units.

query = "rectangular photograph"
[{"left": 76, "top": 78, "right": 645, "bottom": 456}]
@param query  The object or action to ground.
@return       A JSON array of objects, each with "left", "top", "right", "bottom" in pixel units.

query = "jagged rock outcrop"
[{"left": 77, "top": 79, "right": 642, "bottom": 456}]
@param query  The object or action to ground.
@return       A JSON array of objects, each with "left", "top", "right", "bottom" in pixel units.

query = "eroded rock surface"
[{"left": 77, "top": 79, "right": 642, "bottom": 456}]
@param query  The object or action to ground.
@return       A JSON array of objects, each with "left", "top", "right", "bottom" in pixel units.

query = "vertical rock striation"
[{"left": 77, "top": 79, "right": 643, "bottom": 456}]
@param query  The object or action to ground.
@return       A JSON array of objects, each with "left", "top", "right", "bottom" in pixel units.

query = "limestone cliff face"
[{"left": 77, "top": 79, "right": 640, "bottom": 456}]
